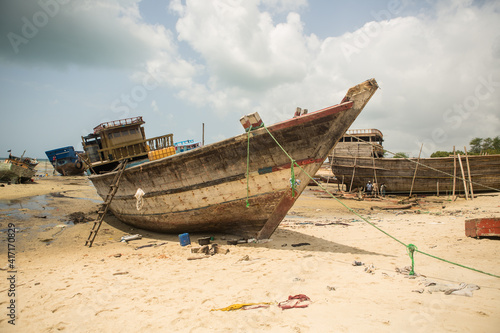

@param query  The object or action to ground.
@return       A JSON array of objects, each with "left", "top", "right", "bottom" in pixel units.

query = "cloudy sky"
[{"left": 1, "top": 0, "right": 499, "bottom": 159}]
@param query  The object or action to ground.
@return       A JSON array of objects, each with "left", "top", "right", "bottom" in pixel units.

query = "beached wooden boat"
[
  {"left": 0, "top": 152, "right": 38, "bottom": 183},
  {"left": 45, "top": 146, "right": 85, "bottom": 176},
  {"left": 85, "top": 79, "right": 378, "bottom": 238},
  {"left": 331, "top": 153, "right": 500, "bottom": 194}
]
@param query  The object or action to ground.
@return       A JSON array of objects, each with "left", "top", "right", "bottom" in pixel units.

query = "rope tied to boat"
[
  {"left": 259, "top": 124, "right": 500, "bottom": 279},
  {"left": 406, "top": 243, "right": 418, "bottom": 276},
  {"left": 246, "top": 126, "right": 252, "bottom": 208}
]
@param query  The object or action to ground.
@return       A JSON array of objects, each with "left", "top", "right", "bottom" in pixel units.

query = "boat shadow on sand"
[{"left": 101, "top": 215, "right": 392, "bottom": 257}]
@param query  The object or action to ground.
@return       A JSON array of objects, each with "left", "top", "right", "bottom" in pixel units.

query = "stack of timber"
[{"left": 83, "top": 79, "right": 379, "bottom": 239}]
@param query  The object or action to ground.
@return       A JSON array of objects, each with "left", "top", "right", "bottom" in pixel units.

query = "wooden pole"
[
  {"left": 464, "top": 146, "right": 474, "bottom": 200},
  {"left": 349, "top": 156, "right": 357, "bottom": 193},
  {"left": 457, "top": 154, "right": 469, "bottom": 200},
  {"left": 202, "top": 123, "right": 205, "bottom": 146},
  {"left": 371, "top": 145, "right": 379, "bottom": 196},
  {"left": 409, "top": 144, "right": 423, "bottom": 197},
  {"left": 437, "top": 180, "right": 439, "bottom": 197},
  {"left": 452, "top": 146, "right": 457, "bottom": 201}
]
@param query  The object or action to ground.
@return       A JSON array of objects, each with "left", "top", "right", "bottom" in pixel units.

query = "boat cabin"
[
  {"left": 82, "top": 116, "right": 174, "bottom": 173},
  {"left": 331, "top": 129, "right": 384, "bottom": 158}
]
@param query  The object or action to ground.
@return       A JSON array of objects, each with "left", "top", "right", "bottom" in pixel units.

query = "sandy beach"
[{"left": 1, "top": 169, "right": 499, "bottom": 332}]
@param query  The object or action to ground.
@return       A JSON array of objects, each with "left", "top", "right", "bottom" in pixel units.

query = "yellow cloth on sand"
[{"left": 211, "top": 302, "right": 273, "bottom": 311}]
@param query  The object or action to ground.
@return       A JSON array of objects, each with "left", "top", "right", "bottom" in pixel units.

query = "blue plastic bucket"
[{"left": 179, "top": 233, "right": 191, "bottom": 246}]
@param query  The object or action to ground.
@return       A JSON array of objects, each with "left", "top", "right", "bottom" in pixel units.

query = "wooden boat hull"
[
  {"left": 331, "top": 154, "right": 500, "bottom": 194},
  {"left": 0, "top": 160, "right": 36, "bottom": 183},
  {"left": 89, "top": 79, "right": 378, "bottom": 238}
]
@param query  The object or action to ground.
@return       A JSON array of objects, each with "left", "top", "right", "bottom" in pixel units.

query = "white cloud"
[
  {"left": 0, "top": 0, "right": 175, "bottom": 69},
  {"left": 1, "top": 0, "right": 499, "bottom": 157},
  {"left": 165, "top": 0, "right": 500, "bottom": 155}
]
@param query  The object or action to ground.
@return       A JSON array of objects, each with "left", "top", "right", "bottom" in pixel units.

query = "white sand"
[{"left": 0, "top": 175, "right": 499, "bottom": 332}]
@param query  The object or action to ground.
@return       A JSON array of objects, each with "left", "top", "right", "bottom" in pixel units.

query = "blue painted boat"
[{"left": 45, "top": 146, "right": 85, "bottom": 176}]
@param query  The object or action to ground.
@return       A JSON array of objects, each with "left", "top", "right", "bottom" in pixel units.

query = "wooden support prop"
[
  {"left": 452, "top": 146, "right": 457, "bottom": 201},
  {"left": 464, "top": 146, "right": 474, "bottom": 200},
  {"left": 409, "top": 144, "right": 423, "bottom": 197},
  {"left": 437, "top": 180, "right": 439, "bottom": 197},
  {"left": 457, "top": 154, "right": 469, "bottom": 200},
  {"left": 371, "top": 145, "right": 379, "bottom": 196},
  {"left": 349, "top": 156, "right": 357, "bottom": 193}
]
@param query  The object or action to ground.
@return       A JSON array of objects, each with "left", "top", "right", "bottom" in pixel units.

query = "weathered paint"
[
  {"left": 331, "top": 154, "right": 500, "bottom": 194},
  {"left": 89, "top": 79, "right": 379, "bottom": 238},
  {"left": 465, "top": 218, "right": 500, "bottom": 238}
]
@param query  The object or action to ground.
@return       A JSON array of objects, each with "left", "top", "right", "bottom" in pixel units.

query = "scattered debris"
[
  {"left": 187, "top": 255, "right": 211, "bottom": 261},
  {"left": 364, "top": 264, "right": 376, "bottom": 274},
  {"left": 121, "top": 234, "right": 142, "bottom": 242},
  {"left": 198, "top": 237, "right": 211, "bottom": 246},
  {"left": 39, "top": 238, "right": 54, "bottom": 243},
  {"left": 326, "top": 286, "right": 336, "bottom": 291},
  {"left": 67, "top": 211, "right": 91, "bottom": 224},
  {"left": 211, "top": 302, "right": 274, "bottom": 311},
  {"left": 278, "top": 294, "right": 311, "bottom": 310},
  {"left": 189, "top": 243, "right": 228, "bottom": 259},
  {"left": 395, "top": 266, "right": 425, "bottom": 278},
  {"left": 112, "top": 271, "right": 129, "bottom": 275},
  {"left": 424, "top": 281, "right": 480, "bottom": 297},
  {"left": 352, "top": 260, "right": 364, "bottom": 266},
  {"left": 291, "top": 242, "right": 310, "bottom": 247},
  {"left": 135, "top": 242, "right": 167, "bottom": 250}
]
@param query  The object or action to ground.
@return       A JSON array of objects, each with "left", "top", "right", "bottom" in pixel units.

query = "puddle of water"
[
  {"left": 0, "top": 195, "right": 54, "bottom": 210},
  {"left": 0, "top": 195, "right": 55, "bottom": 220},
  {"left": 68, "top": 197, "right": 102, "bottom": 204}
]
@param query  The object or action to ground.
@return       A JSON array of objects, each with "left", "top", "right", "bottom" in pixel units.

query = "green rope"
[
  {"left": 260, "top": 124, "right": 500, "bottom": 279},
  {"left": 290, "top": 160, "right": 297, "bottom": 197},
  {"left": 245, "top": 126, "right": 252, "bottom": 208},
  {"left": 407, "top": 244, "right": 417, "bottom": 275}
]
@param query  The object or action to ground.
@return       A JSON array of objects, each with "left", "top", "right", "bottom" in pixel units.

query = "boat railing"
[
  {"left": 345, "top": 128, "right": 383, "bottom": 138},
  {"left": 148, "top": 134, "right": 174, "bottom": 151},
  {"left": 93, "top": 116, "right": 144, "bottom": 134},
  {"left": 92, "top": 133, "right": 174, "bottom": 163}
]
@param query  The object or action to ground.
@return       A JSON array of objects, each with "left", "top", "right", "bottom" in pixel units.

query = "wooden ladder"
[{"left": 85, "top": 160, "right": 129, "bottom": 247}]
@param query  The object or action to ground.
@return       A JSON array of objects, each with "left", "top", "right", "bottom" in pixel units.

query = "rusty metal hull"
[
  {"left": 55, "top": 162, "right": 85, "bottom": 176},
  {"left": 89, "top": 79, "right": 378, "bottom": 238}
]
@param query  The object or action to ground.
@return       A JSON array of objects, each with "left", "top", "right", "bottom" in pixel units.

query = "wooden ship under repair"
[
  {"left": 81, "top": 79, "right": 378, "bottom": 240},
  {"left": 330, "top": 129, "right": 500, "bottom": 194}
]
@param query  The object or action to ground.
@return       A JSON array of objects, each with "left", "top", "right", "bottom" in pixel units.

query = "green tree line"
[{"left": 429, "top": 136, "right": 500, "bottom": 157}]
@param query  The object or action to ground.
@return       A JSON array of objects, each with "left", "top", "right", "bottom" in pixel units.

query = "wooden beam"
[
  {"left": 464, "top": 146, "right": 474, "bottom": 200},
  {"left": 457, "top": 154, "right": 469, "bottom": 200},
  {"left": 452, "top": 146, "right": 457, "bottom": 201}
]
